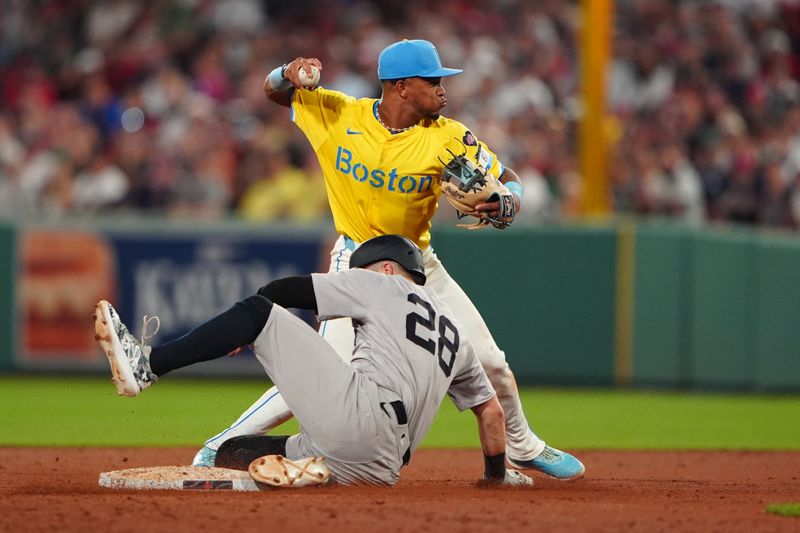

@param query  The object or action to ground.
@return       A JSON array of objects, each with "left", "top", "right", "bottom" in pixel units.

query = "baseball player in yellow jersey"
[{"left": 193, "top": 39, "right": 585, "bottom": 480}]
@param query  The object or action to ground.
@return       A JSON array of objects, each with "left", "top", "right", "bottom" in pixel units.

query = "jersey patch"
[
  {"left": 462, "top": 131, "right": 477, "bottom": 146},
  {"left": 475, "top": 145, "right": 491, "bottom": 170}
]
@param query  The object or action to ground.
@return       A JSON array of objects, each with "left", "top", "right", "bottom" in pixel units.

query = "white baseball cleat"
[
  {"left": 479, "top": 469, "right": 534, "bottom": 487},
  {"left": 94, "top": 299, "right": 158, "bottom": 397},
  {"left": 502, "top": 469, "right": 534, "bottom": 486},
  {"left": 248, "top": 455, "right": 331, "bottom": 488}
]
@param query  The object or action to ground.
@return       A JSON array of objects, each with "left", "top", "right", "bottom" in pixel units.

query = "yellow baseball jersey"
[{"left": 290, "top": 88, "right": 505, "bottom": 249}]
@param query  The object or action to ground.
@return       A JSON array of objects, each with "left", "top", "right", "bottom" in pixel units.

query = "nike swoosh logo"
[{"left": 346, "top": 128, "right": 364, "bottom": 135}]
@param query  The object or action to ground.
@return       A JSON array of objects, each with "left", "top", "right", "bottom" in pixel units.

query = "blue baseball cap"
[{"left": 377, "top": 39, "right": 463, "bottom": 80}]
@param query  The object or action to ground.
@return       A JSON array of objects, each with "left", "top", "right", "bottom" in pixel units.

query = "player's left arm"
[
  {"left": 449, "top": 342, "right": 532, "bottom": 486},
  {"left": 475, "top": 166, "right": 523, "bottom": 221},
  {"left": 472, "top": 395, "right": 533, "bottom": 486},
  {"left": 458, "top": 365, "right": 507, "bottom": 480},
  {"left": 450, "top": 124, "right": 524, "bottom": 226},
  {"left": 472, "top": 395, "right": 506, "bottom": 458},
  {"left": 471, "top": 396, "right": 531, "bottom": 486}
]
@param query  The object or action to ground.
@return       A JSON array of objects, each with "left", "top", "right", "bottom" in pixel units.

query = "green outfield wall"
[
  {"left": 430, "top": 227, "right": 617, "bottom": 385},
  {"left": 433, "top": 223, "right": 800, "bottom": 391},
  {"left": 688, "top": 231, "right": 757, "bottom": 388},
  {"left": 630, "top": 225, "right": 689, "bottom": 387},
  {"left": 1, "top": 218, "right": 798, "bottom": 389},
  {"left": 754, "top": 235, "right": 800, "bottom": 389},
  {"left": 0, "top": 221, "right": 15, "bottom": 370}
]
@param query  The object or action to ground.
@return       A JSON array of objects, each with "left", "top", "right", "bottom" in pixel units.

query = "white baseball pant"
[{"left": 252, "top": 304, "right": 406, "bottom": 485}]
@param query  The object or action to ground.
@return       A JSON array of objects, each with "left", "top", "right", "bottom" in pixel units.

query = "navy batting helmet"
[{"left": 349, "top": 235, "right": 426, "bottom": 285}]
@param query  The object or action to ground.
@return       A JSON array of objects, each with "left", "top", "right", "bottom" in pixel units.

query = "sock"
[{"left": 149, "top": 295, "right": 272, "bottom": 376}]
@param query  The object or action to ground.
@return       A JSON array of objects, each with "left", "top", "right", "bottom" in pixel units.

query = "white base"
[{"left": 98, "top": 466, "right": 265, "bottom": 491}]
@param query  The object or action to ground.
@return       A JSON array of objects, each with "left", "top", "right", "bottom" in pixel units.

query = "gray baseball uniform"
[{"left": 251, "top": 269, "right": 495, "bottom": 486}]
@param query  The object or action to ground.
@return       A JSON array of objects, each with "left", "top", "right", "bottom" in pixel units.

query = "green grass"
[
  {"left": 1, "top": 375, "right": 799, "bottom": 449},
  {"left": 766, "top": 503, "right": 800, "bottom": 518}
]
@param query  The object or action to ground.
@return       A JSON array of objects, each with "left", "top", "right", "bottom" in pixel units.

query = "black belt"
[{"left": 380, "top": 400, "right": 411, "bottom": 466}]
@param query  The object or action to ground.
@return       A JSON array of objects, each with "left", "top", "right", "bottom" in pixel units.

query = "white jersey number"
[{"left": 405, "top": 293, "right": 460, "bottom": 377}]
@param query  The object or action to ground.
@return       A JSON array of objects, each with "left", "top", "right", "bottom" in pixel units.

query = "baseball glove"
[{"left": 439, "top": 150, "right": 515, "bottom": 230}]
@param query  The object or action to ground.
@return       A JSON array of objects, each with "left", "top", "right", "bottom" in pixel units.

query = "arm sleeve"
[{"left": 257, "top": 275, "right": 317, "bottom": 312}]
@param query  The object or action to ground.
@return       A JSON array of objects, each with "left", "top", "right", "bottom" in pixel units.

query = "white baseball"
[{"left": 298, "top": 65, "right": 320, "bottom": 87}]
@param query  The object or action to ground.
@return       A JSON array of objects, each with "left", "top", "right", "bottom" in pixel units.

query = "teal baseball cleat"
[
  {"left": 508, "top": 446, "right": 585, "bottom": 480},
  {"left": 192, "top": 446, "right": 218, "bottom": 467}
]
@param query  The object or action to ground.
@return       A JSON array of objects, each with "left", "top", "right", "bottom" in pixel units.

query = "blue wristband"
[
  {"left": 505, "top": 181, "right": 524, "bottom": 204},
  {"left": 267, "top": 64, "right": 292, "bottom": 91}
]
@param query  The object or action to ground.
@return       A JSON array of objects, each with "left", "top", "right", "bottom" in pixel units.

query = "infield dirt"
[{"left": 1, "top": 447, "right": 798, "bottom": 532}]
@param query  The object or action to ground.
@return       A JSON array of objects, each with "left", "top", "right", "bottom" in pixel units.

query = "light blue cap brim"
[
  {"left": 424, "top": 67, "right": 463, "bottom": 78},
  {"left": 379, "top": 66, "right": 463, "bottom": 79}
]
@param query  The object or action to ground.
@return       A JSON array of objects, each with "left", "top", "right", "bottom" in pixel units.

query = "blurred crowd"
[
  {"left": 611, "top": 0, "right": 800, "bottom": 229},
  {"left": 0, "top": 0, "right": 799, "bottom": 230}
]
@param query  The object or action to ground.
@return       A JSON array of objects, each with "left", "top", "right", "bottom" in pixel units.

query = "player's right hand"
[{"left": 284, "top": 57, "right": 323, "bottom": 89}]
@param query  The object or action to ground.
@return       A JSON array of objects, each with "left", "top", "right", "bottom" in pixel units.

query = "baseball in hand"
[{"left": 298, "top": 65, "right": 320, "bottom": 88}]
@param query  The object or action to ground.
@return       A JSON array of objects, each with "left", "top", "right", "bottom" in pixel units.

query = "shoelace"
[
  {"left": 140, "top": 314, "right": 160, "bottom": 348},
  {"left": 538, "top": 447, "right": 562, "bottom": 462}
]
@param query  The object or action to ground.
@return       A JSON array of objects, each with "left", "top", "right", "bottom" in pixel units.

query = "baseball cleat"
[
  {"left": 502, "top": 469, "right": 534, "bottom": 486},
  {"left": 94, "top": 300, "right": 158, "bottom": 397},
  {"left": 508, "top": 446, "right": 585, "bottom": 480},
  {"left": 248, "top": 455, "right": 331, "bottom": 488},
  {"left": 478, "top": 469, "right": 534, "bottom": 487},
  {"left": 192, "top": 446, "right": 218, "bottom": 467}
]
